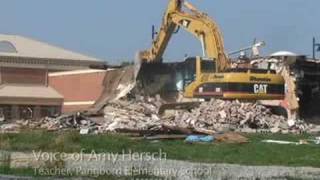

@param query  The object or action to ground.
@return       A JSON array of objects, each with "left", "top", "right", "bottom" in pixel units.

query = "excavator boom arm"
[
  {"left": 139, "top": 0, "right": 182, "bottom": 63},
  {"left": 140, "top": 0, "right": 230, "bottom": 71}
]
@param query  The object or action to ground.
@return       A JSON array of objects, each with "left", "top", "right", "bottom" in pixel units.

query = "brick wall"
[
  {"left": 49, "top": 70, "right": 106, "bottom": 113},
  {"left": 0, "top": 67, "right": 47, "bottom": 85}
]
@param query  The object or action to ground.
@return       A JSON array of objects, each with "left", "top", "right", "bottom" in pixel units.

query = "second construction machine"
[{"left": 136, "top": 0, "right": 285, "bottom": 103}]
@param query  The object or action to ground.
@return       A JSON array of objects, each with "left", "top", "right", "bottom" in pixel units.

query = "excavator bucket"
[
  {"left": 135, "top": 58, "right": 197, "bottom": 101},
  {"left": 87, "top": 58, "right": 198, "bottom": 115},
  {"left": 134, "top": 58, "right": 202, "bottom": 114}
]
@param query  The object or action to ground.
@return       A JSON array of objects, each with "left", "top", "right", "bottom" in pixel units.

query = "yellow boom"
[{"left": 139, "top": 0, "right": 229, "bottom": 72}]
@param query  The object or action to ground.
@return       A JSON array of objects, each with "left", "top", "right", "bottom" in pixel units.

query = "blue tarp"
[{"left": 185, "top": 135, "right": 214, "bottom": 143}]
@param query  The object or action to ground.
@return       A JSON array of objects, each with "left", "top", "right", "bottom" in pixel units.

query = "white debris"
[
  {"left": 288, "top": 119, "right": 296, "bottom": 127},
  {"left": 262, "top": 140, "right": 300, "bottom": 145},
  {"left": 80, "top": 128, "right": 90, "bottom": 135}
]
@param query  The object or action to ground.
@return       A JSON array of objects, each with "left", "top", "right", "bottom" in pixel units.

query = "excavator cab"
[{"left": 170, "top": 57, "right": 217, "bottom": 91}]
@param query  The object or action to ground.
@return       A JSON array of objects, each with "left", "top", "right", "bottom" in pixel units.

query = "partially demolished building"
[{"left": 0, "top": 34, "right": 104, "bottom": 120}]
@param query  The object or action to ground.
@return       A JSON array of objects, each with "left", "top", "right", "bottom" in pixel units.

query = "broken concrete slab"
[
  {"left": 3, "top": 96, "right": 319, "bottom": 136},
  {"left": 88, "top": 66, "right": 137, "bottom": 114}
]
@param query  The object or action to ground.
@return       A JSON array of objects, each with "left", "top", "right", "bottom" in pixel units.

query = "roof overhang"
[
  {"left": 0, "top": 55, "right": 105, "bottom": 71},
  {"left": 0, "top": 34, "right": 102, "bottom": 62},
  {"left": 0, "top": 84, "right": 63, "bottom": 106}
]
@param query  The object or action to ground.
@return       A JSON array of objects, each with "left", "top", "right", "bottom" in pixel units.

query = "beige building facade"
[{"left": 0, "top": 34, "right": 104, "bottom": 120}]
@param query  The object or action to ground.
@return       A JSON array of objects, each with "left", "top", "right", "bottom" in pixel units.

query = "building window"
[{"left": 0, "top": 41, "right": 18, "bottom": 53}]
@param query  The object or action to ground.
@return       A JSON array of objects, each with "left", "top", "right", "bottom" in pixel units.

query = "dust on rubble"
[{"left": 2, "top": 97, "right": 320, "bottom": 135}]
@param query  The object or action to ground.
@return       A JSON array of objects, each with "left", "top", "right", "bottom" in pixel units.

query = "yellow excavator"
[{"left": 137, "top": 0, "right": 285, "bottom": 101}]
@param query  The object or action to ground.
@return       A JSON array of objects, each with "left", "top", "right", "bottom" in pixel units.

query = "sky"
[{"left": 0, "top": 0, "right": 319, "bottom": 64}]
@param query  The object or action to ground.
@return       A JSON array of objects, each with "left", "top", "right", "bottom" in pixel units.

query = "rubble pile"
[
  {"left": 100, "top": 98, "right": 162, "bottom": 132},
  {"left": 99, "top": 98, "right": 318, "bottom": 134},
  {"left": 0, "top": 114, "right": 98, "bottom": 133},
  {"left": 170, "top": 99, "right": 312, "bottom": 134},
  {"left": 0, "top": 123, "right": 21, "bottom": 133},
  {"left": 37, "top": 114, "right": 98, "bottom": 131},
  {"left": 1, "top": 98, "right": 320, "bottom": 135}
]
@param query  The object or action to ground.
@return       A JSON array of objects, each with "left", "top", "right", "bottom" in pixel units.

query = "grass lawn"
[{"left": 0, "top": 130, "right": 319, "bottom": 168}]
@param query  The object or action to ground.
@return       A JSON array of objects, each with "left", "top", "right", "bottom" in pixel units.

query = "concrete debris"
[
  {"left": 287, "top": 119, "right": 296, "bottom": 127},
  {"left": 98, "top": 98, "right": 319, "bottom": 135},
  {"left": 0, "top": 113, "right": 98, "bottom": 133},
  {"left": 79, "top": 128, "right": 90, "bottom": 135},
  {"left": 88, "top": 66, "right": 136, "bottom": 114},
  {"left": 37, "top": 114, "right": 98, "bottom": 132},
  {"left": 1, "top": 98, "right": 320, "bottom": 135},
  {"left": 0, "top": 123, "right": 21, "bottom": 133},
  {"left": 169, "top": 99, "right": 314, "bottom": 134},
  {"left": 101, "top": 98, "right": 163, "bottom": 132}
]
